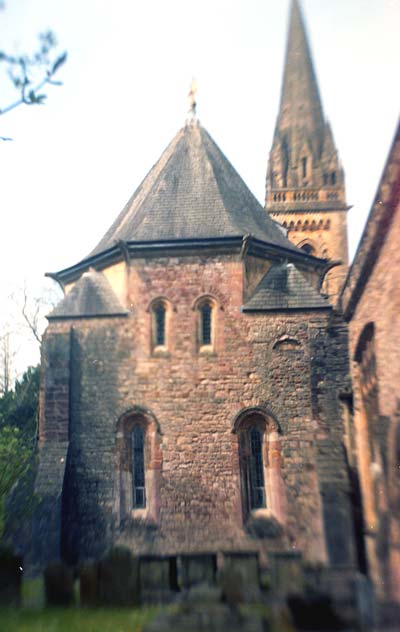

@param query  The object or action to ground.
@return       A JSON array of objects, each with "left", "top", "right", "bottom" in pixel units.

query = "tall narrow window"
[
  {"left": 151, "top": 299, "right": 170, "bottom": 352},
  {"left": 132, "top": 425, "right": 146, "bottom": 508},
  {"left": 331, "top": 171, "right": 336, "bottom": 185},
  {"left": 302, "top": 157, "right": 307, "bottom": 178},
  {"left": 249, "top": 428, "right": 266, "bottom": 509},
  {"left": 154, "top": 304, "right": 166, "bottom": 346},
  {"left": 235, "top": 409, "right": 285, "bottom": 525},
  {"left": 201, "top": 303, "right": 212, "bottom": 345}
]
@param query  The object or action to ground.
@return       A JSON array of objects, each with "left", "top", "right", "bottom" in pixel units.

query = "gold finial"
[{"left": 188, "top": 78, "right": 197, "bottom": 118}]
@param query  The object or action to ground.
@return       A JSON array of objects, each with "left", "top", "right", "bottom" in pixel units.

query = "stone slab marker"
[
  {"left": 180, "top": 553, "right": 217, "bottom": 589},
  {"left": 139, "top": 555, "right": 178, "bottom": 603},
  {"left": 221, "top": 551, "right": 261, "bottom": 602},
  {"left": 98, "top": 547, "right": 140, "bottom": 607},
  {"left": 268, "top": 551, "right": 304, "bottom": 597}
]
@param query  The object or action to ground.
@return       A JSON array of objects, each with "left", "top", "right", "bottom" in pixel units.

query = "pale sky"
[{"left": 1, "top": 0, "right": 399, "bottom": 375}]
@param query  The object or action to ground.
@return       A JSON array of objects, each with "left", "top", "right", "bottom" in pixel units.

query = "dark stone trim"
[
  {"left": 241, "top": 305, "right": 331, "bottom": 313},
  {"left": 47, "top": 236, "right": 327, "bottom": 285},
  {"left": 47, "top": 312, "right": 129, "bottom": 321}
]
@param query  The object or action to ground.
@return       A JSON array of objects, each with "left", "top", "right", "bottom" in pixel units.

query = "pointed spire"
[{"left": 277, "top": 0, "right": 325, "bottom": 156}]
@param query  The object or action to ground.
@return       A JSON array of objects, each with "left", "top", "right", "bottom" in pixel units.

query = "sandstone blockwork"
[
  {"left": 342, "top": 124, "right": 400, "bottom": 604},
  {"left": 33, "top": 252, "right": 356, "bottom": 572}
]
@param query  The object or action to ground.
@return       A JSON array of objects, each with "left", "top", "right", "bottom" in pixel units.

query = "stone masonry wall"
[
  {"left": 37, "top": 253, "right": 354, "bottom": 570},
  {"left": 272, "top": 209, "right": 349, "bottom": 302},
  {"left": 347, "top": 195, "right": 400, "bottom": 601},
  {"left": 33, "top": 331, "right": 71, "bottom": 570}
]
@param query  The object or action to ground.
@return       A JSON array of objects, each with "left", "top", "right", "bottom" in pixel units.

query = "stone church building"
[{"left": 32, "top": 0, "right": 360, "bottom": 583}]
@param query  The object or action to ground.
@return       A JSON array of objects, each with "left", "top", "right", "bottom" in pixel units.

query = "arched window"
[
  {"left": 150, "top": 299, "right": 170, "bottom": 352},
  {"left": 354, "top": 323, "right": 383, "bottom": 531},
  {"left": 234, "top": 409, "right": 285, "bottom": 524},
  {"left": 116, "top": 408, "right": 162, "bottom": 523},
  {"left": 200, "top": 303, "right": 212, "bottom": 346},
  {"left": 248, "top": 428, "right": 266, "bottom": 509},
  {"left": 331, "top": 171, "right": 337, "bottom": 185},
  {"left": 302, "top": 157, "right": 307, "bottom": 179},
  {"left": 300, "top": 243, "right": 315, "bottom": 256},
  {"left": 132, "top": 425, "right": 145, "bottom": 508},
  {"left": 194, "top": 296, "right": 217, "bottom": 352},
  {"left": 154, "top": 304, "right": 166, "bottom": 346},
  {"left": 239, "top": 425, "right": 266, "bottom": 513}
]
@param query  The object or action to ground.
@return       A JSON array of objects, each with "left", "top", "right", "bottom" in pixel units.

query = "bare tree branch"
[
  {"left": 21, "top": 286, "right": 42, "bottom": 345},
  {"left": 0, "top": 31, "right": 67, "bottom": 127}
]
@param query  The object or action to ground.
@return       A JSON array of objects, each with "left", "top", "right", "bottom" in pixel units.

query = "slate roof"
[
  {"left": 243, "top": 263, "right": 330, "bottom": 311},
  {"left": 48, "top": 269, "right": 128, "bottom": 319},
  {"left": 89, "top": 121, "right": 300, "bottom": 257}
]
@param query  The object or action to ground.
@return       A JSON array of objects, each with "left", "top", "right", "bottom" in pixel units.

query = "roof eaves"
[
  {"left": 47, "top": 312, "right": 129, "bottom": 321},
  {"left": 241, "top": 304, "right": 331, "bottom": 313},
  {"left": 341, "top": 121, "right": 400, "bottom": 320}
]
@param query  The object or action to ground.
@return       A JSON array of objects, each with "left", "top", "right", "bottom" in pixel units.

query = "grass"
[
  {"left": 0, "top": 579, "right": 159, "bottom": 631},
  {"left": 0, "top": 607, "right": 159, "bottom": 632}
]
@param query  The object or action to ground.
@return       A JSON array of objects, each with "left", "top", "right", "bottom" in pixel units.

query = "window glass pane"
[
  {"left": 201, "top": 304, "right": 212, "bottom": 345},
  {"left": 155, "top": 305, "right": 166, "bottom": 346},
  {"left": 249, "top": 428, "right": 266, "bottom": 509},
  {"left": 132, "top": 425, "right": 146, "bottom": 508}
]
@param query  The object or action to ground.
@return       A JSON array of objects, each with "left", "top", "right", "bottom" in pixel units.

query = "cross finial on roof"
[{"left": 188, "top": 78, "right": 197, "bottom": 119}]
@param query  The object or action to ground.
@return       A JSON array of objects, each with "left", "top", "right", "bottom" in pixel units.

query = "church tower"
[{"left": 266, "top": 0, "right": 349, "bottom": 301}]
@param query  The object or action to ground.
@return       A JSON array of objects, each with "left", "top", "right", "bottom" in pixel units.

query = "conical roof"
[
  {"left": 89, "top": 121, "right": 298, "bottom": 257},
  {"left": 276, "top": 0, "right": 325, "bottom": 156},
  {"left": 48, "top": 269, "right": 127, "bottom": 319},
  {"left": 243, "top": 263, "right": 329, "bottom": 311}
]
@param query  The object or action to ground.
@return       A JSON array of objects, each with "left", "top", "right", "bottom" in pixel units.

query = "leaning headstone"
[
  {"left": 0, "top": 545, "right": 22, "bottom": 606},
  {"left": 139, "top": 555, "right": 177, "bottom": 603},
  {"left": 268, "top": 551, "right": 304, "bottom": 597},
  {"left": 222, "top": 551, "right": 261, "bottom": 602},
  {"left": 98, "top": 546, "right": 140, "bottom": 607},
  {"left": 44, "top": 561, "right": 75, "bottom": 606},
  {"left": 79, "top": 561, "right": 99, "bottom": 607},
  {"left": 180, "top": 553, "right": 217, "bottom": 590}
]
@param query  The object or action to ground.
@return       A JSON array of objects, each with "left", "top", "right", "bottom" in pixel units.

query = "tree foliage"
[
  {"left": 0, "top": 426, "right": 31, "bottom": 536},
  {"left": 0, "top": 365, "right": 39, "bottom": 440},
  {"left": 0, "top": 366, "right": 39, "bottom": 538}
]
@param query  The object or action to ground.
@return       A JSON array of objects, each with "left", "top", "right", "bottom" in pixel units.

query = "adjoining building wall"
[
  {"left": 342, "top": 128, "right": 400, "bottom": 604},
  {"left": 34, "top": 253, "right": 356, "bottom": 572}
]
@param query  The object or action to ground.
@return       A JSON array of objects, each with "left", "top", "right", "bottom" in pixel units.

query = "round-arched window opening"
[
  {"left": 300, "top": 243, "right": 315, "bottom": 256},
  {"left": 200, "top": 303, "right": 212, "bottom": 346},
  {"left": 154, "top": 304, "right": 166, "bottom": 347},
  {"left": 132, "top": 425, "right": 146, "bottom": 508}
]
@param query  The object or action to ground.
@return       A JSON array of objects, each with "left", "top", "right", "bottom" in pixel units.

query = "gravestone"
[
  {"left": 79, "top": 562, "right": 99, "bottom": 606},
  {"left": 221, "top": 551, "right": 261, "bottom": 602},
  {"left": 44, "top": 561, "right": 75, "bottom": 606},
  {"left": 0, "top": 546, "right": 22, "bottom": 606},
  {"left": 140, "top": 555, "right": 178, "bottom": 603},
  {"left": 98, "top": 546, "right": 140, "bottom": 607},
  {"left": 269, "top": 551, "right": 304, "bottom": 596},
  {"left": 180, "top": 553, "right": 217, "bottom": 589}
]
